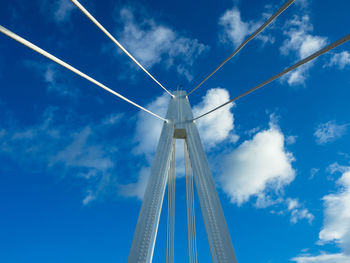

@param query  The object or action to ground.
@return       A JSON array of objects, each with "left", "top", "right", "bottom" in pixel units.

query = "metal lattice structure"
[{"left": 127, "top": 90, "right": 237, "bottom": 263}]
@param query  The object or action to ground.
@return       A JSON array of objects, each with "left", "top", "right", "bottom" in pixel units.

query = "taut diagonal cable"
[
  {"left": 0, "top": 25, "right": 167, "bottom": 122},
  {"left": 193, "top": 34, "right": 350, "bottom": 121},
  {"left": 70, "top": 0, "right": 174, "bottom": 98},
  {"left": 187, "top": 0, "right": 295, "bottom": 96}
]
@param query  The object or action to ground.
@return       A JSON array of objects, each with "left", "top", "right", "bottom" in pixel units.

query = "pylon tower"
[{"left": 127, "top": 90, "right": 237, "bottom": 263}]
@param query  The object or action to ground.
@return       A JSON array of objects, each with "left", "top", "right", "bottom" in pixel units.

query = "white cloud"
[
  {"left": 292, "top": 166, "right": 350, "bottom": 262},
  {"left": 327, "top": 51, "right": 350, "bottom": 70},
  {"left": 319, "top": 171, "right": 350, "bottom": 252},
  {"left": 286, "top": 135, "right": 298, "bottom": 145},
  {"left": 114, "top": 7, "right": 209, "bottom": 81},
  {"left": 286, "top": 64, "right": 312, "bottom": 86},
  {"left": 327, "top": 162, "right": 350, "bottom": 175},
  {"left": 49, "top": 127, "right": 114, "bottom": 176},
  {"left": 314, "top": 121, "right": 348, "bottom": 144},
  {"left": 292, "top": 253, "right": 350, "bottom": 263},
  {"left": 281, "top": 16, "right": 327, "bottom": 59},
  {"left": 193, "top": 88, "right": 238, "bottom": 148},
  {"left": 219, "top": 116, "right": 295, "bottom": 206},
  {"left": 280, "top": 15, "right": 328, "bottom": 86},
  {"left": 287, "top": 198, "right": 314, "bottom": 224},
  {"left": 218, "top": 6, "right": 274, "bottom": 48}
]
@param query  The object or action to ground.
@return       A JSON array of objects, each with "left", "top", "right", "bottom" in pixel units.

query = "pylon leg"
[
  {"left": 127, "top": 101, "right": 176, "bottom": 263},
  {"left": 175, "top": 90, "right": 238, "bottom": 263},
  {"left": 128, "top": 90, "right": 237, "bottom": 263}
]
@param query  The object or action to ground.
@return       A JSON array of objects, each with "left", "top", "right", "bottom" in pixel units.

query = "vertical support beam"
[
  {"left": 175, "top": 90, "right": 238, "bottom": 263},
  {"left": 166, "top": 140, "right": 175, "bottom": 263},
  {"left": 185, "top": 141, "right": 197, "bottom": 263},
  {"left": 127, "top": 98, "right": 176, "bottom": 263}
]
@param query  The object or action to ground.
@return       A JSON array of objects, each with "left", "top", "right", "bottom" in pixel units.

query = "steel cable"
[
  {"left": 0, "top": 25, "right": 168, "bottom": 122},
  {"left": 187, "top": 0, "right": 295, "bottom": 96},
  {"left": 70, "top": 0, "right": 174, "bottom": 97},
  {"left": 193, "top": 34, "right": 350, "bottom": 121}
]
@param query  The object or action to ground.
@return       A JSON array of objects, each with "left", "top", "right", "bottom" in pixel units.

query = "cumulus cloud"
[
  {"left": 319, "top": 171, "right": 350, "bottom": 251},
  {"left": 112, "top": 7, "right": 209, "bottom": 81},
  {"left": 0, "top": 106, "right": 123, "bottom": 205},
  {"left": 193, "top": 88, "right": 238, "bottom": 148},
  {"left": 218, "top": 6, "right": 274, "bottom": 48},
  {"left": 219, "top": 116, "right": 295, "bottom": 206},
  {"left": 292, "top": 166, "right": 350, "bottom": 262},
  {"left": 280, "top": 15, "right": 328, "bottom": 86},
  {"left": 327, "top": 51, "right": 350, "bottom": 70},
  {"left": 314, "top": 121, "right": 348, "bottom": 144}
]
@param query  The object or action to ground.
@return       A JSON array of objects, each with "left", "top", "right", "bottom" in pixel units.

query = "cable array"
[
  {"left": 166, "top": 140, "right": 176, "bottom": 263},
  {"left": 70, "top": 0, "right": 173, "bottom": 97},
  {"left": 187, "top": 0, "right": 295, "bottom": 96},
  {"left": 193, "top": 34, "right": 350, "bottom": 121},
  {"left": 185, "top": 141, "right": 198, "bottom": 263},
  {"left": 0, "top": 25, "right": 167, "bottom": 122}
]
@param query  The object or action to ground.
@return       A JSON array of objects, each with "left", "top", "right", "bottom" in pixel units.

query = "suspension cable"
[
  {"left": 70, "top": 0, "right": 174, "bottom": 98},
  {"left": 187, "top": 0, "right": 295, "bottom": 96},
  {"left": 193, "top": 34, "right": 350, "bottom": 121},
  {"left": 0, "top": 25, "right": 167, "bottom": 122}
]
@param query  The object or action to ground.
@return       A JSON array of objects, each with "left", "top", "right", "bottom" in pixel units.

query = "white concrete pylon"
[{"left": 127, "top": 90, "right": 237, "bottom": 263}]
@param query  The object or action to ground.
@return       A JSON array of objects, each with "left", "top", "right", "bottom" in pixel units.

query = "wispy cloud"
[
  {"left": 53, "top": 0, "right": 75, "bottom": 22},
  {"left": 286, "top": 135, "right": 298, "bottom": 145},
  {"left": 0, "top": 106, "right": 124, "bottom": 205},
  {"left": 326, "top": 51, "right": 350, "bottom": 70},
  {"left": 218, "top": 5, "right": 275, "bottom": 48},
  {"left": 292, "top": 253, "right": 350, "bottom": 263},
  {"left": 314, "top": 121, "right": 348, "bottom": 144},
  {"left": 39, "top": 0, "right": 75, "bottom": 23},
  {"left": 109, "top": 6, "right": 209, "bottom": 81},
  {"left": 286, "top": 198, "right": 314, "bottom": 224},
  {"left": 280, "top": 15, "right": 328, "bottom": 86},
  {"left": 24, "top": 60, "right": 78, "bottom": 97}
]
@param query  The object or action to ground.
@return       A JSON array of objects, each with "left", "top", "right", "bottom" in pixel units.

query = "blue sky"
[{"left": 1, "top": 0, "right": 350, "bottom": 262}]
